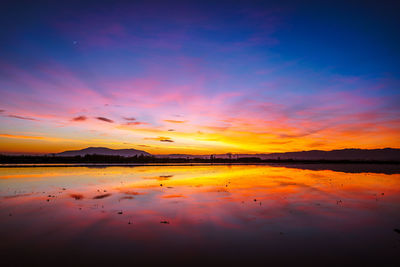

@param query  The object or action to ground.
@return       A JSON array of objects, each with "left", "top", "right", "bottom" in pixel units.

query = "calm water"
[{"left": 1, "top": 165, "right": 400, "bottom": 266}]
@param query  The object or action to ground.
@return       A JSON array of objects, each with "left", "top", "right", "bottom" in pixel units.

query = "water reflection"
[{"left": 1, "top": 165, "right": 400, "bottom": 265}]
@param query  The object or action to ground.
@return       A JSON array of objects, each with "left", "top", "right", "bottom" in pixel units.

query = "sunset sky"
[{"left": 0, "top": 0, "right": 399, "bottom": 154}]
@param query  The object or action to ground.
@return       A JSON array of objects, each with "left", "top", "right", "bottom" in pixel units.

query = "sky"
[{"left": 0, "top": 0, "right": 399, "bottom": 154}]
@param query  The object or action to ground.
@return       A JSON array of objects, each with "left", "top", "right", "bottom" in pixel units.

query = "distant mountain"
[
  {"left": 156, "top": 148, "right": 400, "bottom": 161},
  {"left": 54, "top": 147, "right": 400, "bottom": 161},
  {"left": 255, "top": 148, "right": 400, "bottom": 161},
  {"left": 56, "top": 147, "right": 151, "bottom": 157}
]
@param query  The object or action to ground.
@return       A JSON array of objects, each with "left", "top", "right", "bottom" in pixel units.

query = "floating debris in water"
[
  {"left": 162, "top": 194, "right": 185, "bottom": 199},
  {"left": 118, "top": 211, "right": 123, "bottom": 215},
  {"left": 120, "top": 196, "right": 134, "bottom": 201},
  {"left": 158, "top": 175, "right": 173, "bottom": 180},
  {"left": 160, "top": 221, "right": 170, "bottom": 224},
  {"left": 254, "top": 199, "right": 257, "bottom": 202},
  {"left": 93, "top": 193, "right": 111, "bottom": 199},
  {"left": 124, "top": 191, "right": 145, "bottom": 196},
  {"left": 394, "top": 229, "right": 400, "bottom": 234},
  {"left": 70, "top": 194, "right": 84, "bottom": 200}
]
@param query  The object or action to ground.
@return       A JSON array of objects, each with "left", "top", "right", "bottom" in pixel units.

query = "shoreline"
[
  {"left": 1, "top": 161, "right": 400, "bottom": 167},
  {"left": 1, "top": 162, "right": 399, "bottom": 174}
]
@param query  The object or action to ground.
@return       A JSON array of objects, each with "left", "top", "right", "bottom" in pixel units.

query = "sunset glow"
[{"left": 1, "top": 1, "right": 399, "bottom": 154}]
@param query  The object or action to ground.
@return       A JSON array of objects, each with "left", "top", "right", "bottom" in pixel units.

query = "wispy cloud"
[
  {"left": 72, "top": 115, "right": 87, "bottom": 121},
  {"left": 164, "top": 120, "right": 187, "bottom": 123},
  {"left": 8, "top": 115, "right": 38, "bottom": 121},
  {"left": 96, "top": 117, "right": 114, "bottom": 123},
  {"left": 0, "top": 133, "right": 45, "bottom": 140},
  {"left": 144, "top": 136, "right": 174, "bottom": 142},
  {"left": 125, "top": 121, "right": 147, "bottom": 126},
  {"left": 123, "top": 117, "right": 137, "bottom": 121},
  {"left": 0, "top": 133, "right": 77, "bottom": 142},
  {"left": 160, "top": 138, "right": 174, "bottom": 142}
]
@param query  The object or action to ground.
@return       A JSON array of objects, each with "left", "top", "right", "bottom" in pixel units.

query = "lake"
[{"left": 1, "top": 165, "right": 400, "bottom": 266}]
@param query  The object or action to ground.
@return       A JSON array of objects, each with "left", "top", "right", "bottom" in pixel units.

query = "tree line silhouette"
[{"left": 0, "top": 154, "right": 398, "bottom": 164}]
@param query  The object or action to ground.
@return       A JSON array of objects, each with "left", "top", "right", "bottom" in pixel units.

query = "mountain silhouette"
[
  {"left": 56, "top": 147, "right": 151, "bottom": 157},
  {"left": 155, "top": 148, "right": 400, "bottom": 161},
  {"left": 255, "top": 148, "right": 400, "bottom": 161},
  {"left": 54, "top": 147, "right": 400, "bottom": 161}
]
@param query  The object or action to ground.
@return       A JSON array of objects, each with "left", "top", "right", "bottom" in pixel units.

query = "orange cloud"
[
  {"left": 124, "top": 121, "right": 147, "bottom": 126},
  {"left": 0, "top": 134, "right": 49, "bottom": 140},
  {"left": 0, "top": 133, "right": 82, "bottom": 143},
  {"left": 164, "top": 120, "right": 187, "bottom": 123}
]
